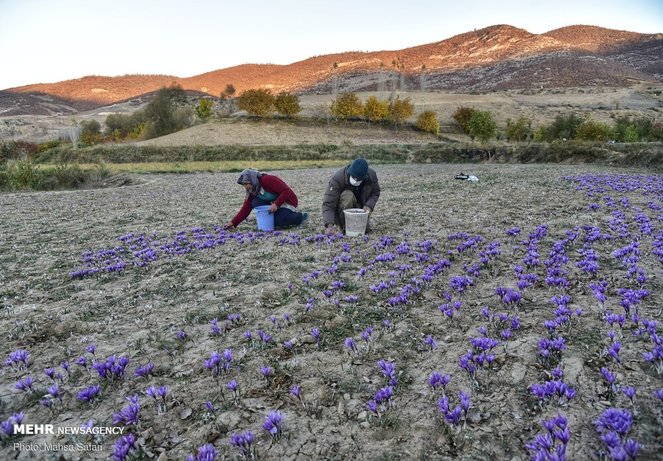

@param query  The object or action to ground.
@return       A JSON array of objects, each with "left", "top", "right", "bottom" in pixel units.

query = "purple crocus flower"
[
  {"left": 77, "top": 384, "right": 101, "bottom": 403},
  {"left": 291, "top": 385, "right": 301, "bottom": 400},
  {"left": 262, "top": 410, "right": 283, "bottom": 439},
  {"left": 311, "top": 327, "right": 321, "bottom": 345},
  {"left": 113, "top": 433, "right": 136, "bottom": 461},
  {"left": 15, "top": 376, "right": 34, "bottom": 392},
  {"left": 428, "top": 372, "right": 451, "bottom": 391},
  {"left": 230, "top": 430, "right": 255, "bottom": 458},
  {"left": 459, "top": 390, "right": 471, "bottom": 414},
  {"left": 227, "top": 380, "right": 238, "bottom": 393},
  {"left": 344, "top": 337, "right": 358, "bottom": 354},
  {"left": 134, "top": 363, "right": 155, "bottom": 378},
  {"left": 424, "top": 335, "right": 438, "bottom": 350},
  {"left": 260, "top": 365, "right": 273, "bottom": 379},
  {"left": 194, "top": 443, "right": 218, "bottom": 461}
]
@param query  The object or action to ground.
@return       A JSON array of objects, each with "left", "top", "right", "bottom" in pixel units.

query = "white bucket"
[{"left": 343, "top": 208, "right": 369, "bottom": 236}]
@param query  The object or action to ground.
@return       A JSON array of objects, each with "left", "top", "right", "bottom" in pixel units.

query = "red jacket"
[{"left": 231, "top": 174, "right": 299, "bottom": 227}]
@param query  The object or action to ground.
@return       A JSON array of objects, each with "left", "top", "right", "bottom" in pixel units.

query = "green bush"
[
  {"left": 452, "top": 107, "right": 476, "bottom": 134},
  {"left": 576, "top": 119, "right": 613, "bottom": 142},
  {"left": 468, "top": 110, "right": 496, "bottom": 143},
  {"left": 505, "top": 116, "right": 533, "bottom": 142},
  {"left": 537, "top": 114, "right": 583, "bottom": 141},
  {"left": 195, "top": 99, "right": 214, "bottom": 120}
]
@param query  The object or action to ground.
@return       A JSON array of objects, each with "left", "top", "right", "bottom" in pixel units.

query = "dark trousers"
[{"left": 251, "top": 198, "right": 303, "bottom": 228}]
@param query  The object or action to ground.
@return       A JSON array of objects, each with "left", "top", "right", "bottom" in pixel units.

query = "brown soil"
[{"left": 0, "top": 163, "right": 661, "bottom": 460}]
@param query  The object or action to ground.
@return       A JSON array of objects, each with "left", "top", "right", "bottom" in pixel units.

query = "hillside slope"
[{"left": 1, "top": 24, "right": 660, "bottom": 116}]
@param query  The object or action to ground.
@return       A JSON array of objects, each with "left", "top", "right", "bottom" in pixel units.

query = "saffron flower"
[
  {"left": 424, "top": 335, "right": 438, "bottom": 351},
  {"left": 134, "top": 362, "right": 155, "bottom": 379},
  {"left": 191, "top": 443, "right": 218, "bottom": 461},
  {"left": 15, "top": 376, "right": 34, "bottom": 392},
  {"left": 230, "top": 430, "right": 255, "bottom": 458},
  {"left": 77, "top": 384, "right": 101, "bottom": 403},
  {"left": 113, "top": 433, "right": 137, "bottom": 461},
  {"left": 262, "top": 410, "right": 284, "bottom": 440}
]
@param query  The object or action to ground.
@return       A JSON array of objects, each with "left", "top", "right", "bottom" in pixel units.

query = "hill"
[{"left": 0, "top": 24, "right": 661, "bottom": 117}]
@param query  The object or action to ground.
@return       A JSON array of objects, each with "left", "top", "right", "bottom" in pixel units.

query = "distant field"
[{"left": 70, "top": 159, "right": 351, "bottom": 174}]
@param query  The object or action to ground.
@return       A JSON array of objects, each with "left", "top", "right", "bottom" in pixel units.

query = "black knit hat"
[{"left": 348, "top": 158, "right": 368, "bottom": 180}]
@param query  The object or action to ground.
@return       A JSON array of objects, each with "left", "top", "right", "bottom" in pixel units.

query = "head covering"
[
  {"left": 237, "top": 169, "right": 262, "bottom": 198},
  {"left": 348, "top": 158, "right": 368, "bottom": 180}
]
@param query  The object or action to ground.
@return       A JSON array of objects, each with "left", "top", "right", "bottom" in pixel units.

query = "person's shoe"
[{"left": 297, "top": 212, "right": 309, "bottom": 227}]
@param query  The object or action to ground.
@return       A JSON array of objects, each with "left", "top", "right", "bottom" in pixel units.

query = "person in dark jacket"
[
  {"left": 223, "top": 169, "right": 308, "bottom": 230},
  {"left": 322, "top": 158, "right": 380, "bottom": 234}
]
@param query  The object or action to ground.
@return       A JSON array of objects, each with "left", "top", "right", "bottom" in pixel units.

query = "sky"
[{"left": 1, "top": 0, "right": 661, "bottom": 90}]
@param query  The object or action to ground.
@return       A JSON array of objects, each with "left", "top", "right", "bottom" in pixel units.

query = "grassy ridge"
[
  {"left": 34, "top": 142, "right": 663, "bottom": 171},
  {"left": 74, "top": 159, "right": 352, "bottom": 174}
]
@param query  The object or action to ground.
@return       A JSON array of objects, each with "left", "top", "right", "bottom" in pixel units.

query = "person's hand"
[
  {"left": 223, "top": 222, "right": 234, "bottom": 230},
  {"left": 363, "top": 206, "right": 372, "bottom": 213},
  {"left": 268, "top": 203, "right": 278, "bottom": 213},
  {"left": 325, "top": 224, "right": 337, "bottom": 235}
]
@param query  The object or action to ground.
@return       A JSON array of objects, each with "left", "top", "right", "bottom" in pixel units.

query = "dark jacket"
[{"left": 322, "top": 165, "right": 380, "bottom": 226}]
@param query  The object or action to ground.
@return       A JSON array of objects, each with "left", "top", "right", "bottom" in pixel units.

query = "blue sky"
[{"left": 0, "top": 0, "right": 661, "bottom": 90}]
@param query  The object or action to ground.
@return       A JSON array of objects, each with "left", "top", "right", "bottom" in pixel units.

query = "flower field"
[{"left": 0, "top": 163, "right": 661, "bottom": 460}]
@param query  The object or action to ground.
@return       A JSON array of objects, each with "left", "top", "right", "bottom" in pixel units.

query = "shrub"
[
  {"left": 468, "top": 110, "right": 496, "bottom": 143},
  {"left": 363, "top": 96, "right": 389, "bottom": 123},
  {"left": 613, "top": 116, "right": 654, "bottom": 142},
  {"left": 274, "top": 92, "right": 301, "bottom": 118},
  {"left": 387, "top": 96, "right": 414, "bottom": 127},
  {"left": 505, "top": 116, "right": 533, "bottom": 142},
  {"left": 330, "top": 93, "right": 363, "bottom": 119},
  {"left": 196, "top": 99, "right": 214, "bottom": 120},
  {"left": 80, "top": 120, "right": 102, "bottom": 147},
  {"left": 576, "top": 119, "right": 613, "bottom": 142},
  {"left": 237, "top": 89, "right": 275, "bottom": 117},
  {"left": 543, "top": 113, "right": 583, "bottom": 141},
  {"left": 452, "top": 107, "right": 476, "bottom": 134},
  {"left": 416, "top": 111, "right": 440, "bottom": 135},
  {"left": 0, "top": 141, "right": 39, "bottom": 163},
  {"left": 142, "top": 84, "right": 190, "bottom": 139}
]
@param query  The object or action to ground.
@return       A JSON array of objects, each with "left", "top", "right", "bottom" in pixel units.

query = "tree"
[
  {"left": 237, "top": 89, "right": 275, "bottom": 117},
  {"left": 468, "top": 110, "right": 496, "bottom": 143},
  {"left": 416, "top": 111, "right": 440, "bottom": 135},
  {"left": 79, "top": 120, "right": 102, "bottom": 146},
  {"left": 541, "top": 113, "right": 583, "bottom": 141},
  {"left": 452, "top": 107, "right": 476, "bottom": 134},
  {"left": 220, "top": 84, "right": 236, "bottom": 99},
  {"left": 505, "top": 116, "right": 532, "bottom": 142},
  {"left": 363, "top": 96, "right": 389, "bottom": 123},
  {"left": 142, "top": 84, "right": 189, "bottom": 139},
  {"left": 274, "top": 92, "right": 301, "bottom": 118},
  {"left": 195, "top": 99, "right": 214, "bottom": 120},
  {"left": 387, "top": 96, "right": 414, "bottom": 127},
  {"left": 330, "top": 92, "right": 363, "bottom": 119}
]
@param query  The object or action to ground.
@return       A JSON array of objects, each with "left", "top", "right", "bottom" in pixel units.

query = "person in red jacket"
[{"left": 223, "top": 169, "right": 308, "bottom": 230}]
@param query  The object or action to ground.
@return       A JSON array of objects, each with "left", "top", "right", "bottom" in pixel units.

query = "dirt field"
[{"left": 0, "top": 163, "right": 661, "bottom": 460}]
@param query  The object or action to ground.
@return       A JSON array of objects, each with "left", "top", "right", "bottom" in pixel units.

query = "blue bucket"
[{"left": 254, "top": 205, "right": 274, "bottom": 231}]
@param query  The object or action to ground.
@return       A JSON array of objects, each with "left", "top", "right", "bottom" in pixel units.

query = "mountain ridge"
[{"left": 1, "top": 24, "right": 661, "bottom": 116}]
